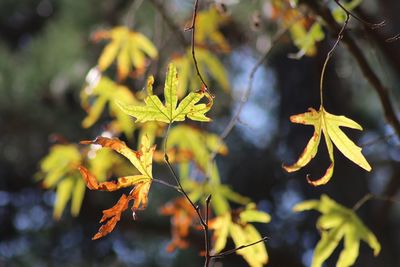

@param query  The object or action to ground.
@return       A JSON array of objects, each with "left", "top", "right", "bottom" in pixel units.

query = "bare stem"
[
  {"left": 187, "top": 0, "right": 210, "bottom": 93},
  {"left": 162, "top": 123, "right": 211, "bottom": 266},
  {"left": 320, "top": 14, "right": 349, "bottom": 106},
  {"left": 211, "top": 236, "right": 269, "bottom": 259}
]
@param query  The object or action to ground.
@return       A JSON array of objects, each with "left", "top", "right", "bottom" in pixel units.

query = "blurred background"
[{"left": 0, "top": 0, "right": 400, "bottom": 266}]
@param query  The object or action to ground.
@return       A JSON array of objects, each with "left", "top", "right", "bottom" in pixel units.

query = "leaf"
[
  {"left": 172, "top": 48, "right": 230, "bottom": 97},
  {"left": 289, "top": 21, "right": 325, "bottom": 58},
  {"left": 332, "top": 0, "right": 363, "bottom": 23},
  {"left": 209, "top": 206, "right": 270, "bottom": 267},
  {"left": 117, "top": 63, "right": 213, "bottom": 123},
  {"left": 195, "top": 6, "right": 230, "bottom": 52},
  {"left": 81, "top": 76, "right": 138, "bottom": 138},
  {"left": 293, "top": 194, "right": 381, "bottom": 267},
  {"left": 37, "top": 143, "right": 123, "bottom": 219},
  {"left": 79, "top": 135, "right": 155, "bottom": 239},
  {"left": 159, "top": 197, "right": 197, "bottom": 252},
  {"left": 283, "top": 105, "right": 371, "bottom": 186},
  {"left": 166, "top": 125, "right": 228, "bottom": 171},
  {"left": 93, "top": 26, "right": 158, "bottom": 80}
]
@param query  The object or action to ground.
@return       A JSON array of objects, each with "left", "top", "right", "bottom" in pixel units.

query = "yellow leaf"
[
  {"left": 283, "top": 105, "right": 371, "bottom": 186},
  {"left": 294, "top": 194, "right": 381, "bottom": 267},
  {"left": 93, "top": 26, "right": 158, "bottom": 80},
  {"left": 172, "top": 48, "right": 229, "bottom": 97},
  {"left": 117, "top": 63, "right": 213, "bottom": 123},
  {"left": 81, "top": 76, "right": 138, "bottom": 138},
  {"left": 166, "top": 125, "right": 227, "bottom": 171},
  {"left": 53, "top": 176, "right": 75, "bottom": 220},
  {"left": 290, "top": 21, "right": 325, "bottom": 58},
  {"left": 195, "top": 6, "right": 230, "bottom": 52},
  {"left": 209, "top": 206, "right": 270, "bottom": 267},
  {"left": 38, "top": 143, "right": 125, "bottom": 219}
]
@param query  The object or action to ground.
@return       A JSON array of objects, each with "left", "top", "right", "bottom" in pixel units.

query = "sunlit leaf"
[
  {"left": 38, "top": 143, "right": 123, "bottom": 219},
  {"left": 81, "top": 76, "right": 138, "bottom": 138},
  {"left": 293, "top": 194, "right": 381, "bottom": 267},
  {"left": 117, "top": 63, "right": 213, "bottom": 123},
  {"left": 172, "top": 48, "right": 229, "bottom": 97},
  {"left": 209, "top": 205, "right": 270, "bottom": 267},
  {"left": 79, "top": 135, "right": 155, "bottom": 239},
  {"left": 165, "top": 125, "right": 227, "bottom": 171},
  {"left": 283, "top": 105, "right": 371, "bottom": 186},
  {"left": 195, "top": 6, "right": 230, "bottom": 52},
  {"left": 93, "top": 26, "right": 157, "bottom": 80}
]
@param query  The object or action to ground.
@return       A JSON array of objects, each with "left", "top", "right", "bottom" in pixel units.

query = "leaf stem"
[{"left": 319, "top": 13, "right": 349, "bottom": 106}]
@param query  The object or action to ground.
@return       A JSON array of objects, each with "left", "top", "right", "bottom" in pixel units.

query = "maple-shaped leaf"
[
  {"left": 117, "top": 63, "right": 213, "bottom": 123},
  {"left": 209, "top": 204, "right": 270, "bottom": 267},
  {"left": 195, "top": 6, "right": 230, "bottom": 52},
  {"left": 93, "top": 26, "right": 158, "bottom": 80},
  {"left": 37, "top": 144, "right": 124, "bottom": 219},
  {"left": 293, "top": 194, "right": 381, "bottom": 267},
  {"left": 159, "top": 197, "right": 198, "bottom": 252},
  {"left": 81, "top": 75, "right": 138, "bottom": 138},
  {"left": 78, "top": 135, "right": 155, "bottom": 239},
  {"left": 283, "top": 106, "right": 371, "bottom": 186},
  {"left": 172, "top": 47, "right": 229, "bottom": 97}
]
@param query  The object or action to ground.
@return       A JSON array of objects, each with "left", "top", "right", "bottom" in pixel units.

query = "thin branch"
[
  {"left": 300, "top": 0, "right": 400, "bottom": 137},
  {"left": 152, "top": 178, "right": 182, "bottom": 192},
  {"left": 149, "top": 0, "right": 188, "bottom": 47},
  {"left": 211, "top": 236, "right": 269, "bottom": 259},
  {"left": 319, "top": 13, "right": 349, "bottom": 106},
  {"left": 333, "top": 0, "right": 385, "bottom": 29},
  {"left": 360, "top": 132, "right": 396, "bottom": 147},
  {"left": 352, "top": 193, "right": 374, "bottom": 211},
  {"left": 386, "top": 33, "right": 400, "bottom": 43},
  {"left": 209, "top": 25, "right": 290, "bottom": 162},
  {"left": 353, "top": 192, "right": 400, "bottom": 211},
  {"left": 162, "top": 123, "right": 211, "bottom": 266},
  {"left": 187, "top": 0, "right": 210, "bottom": 93},
  {"left": 204, "top": 195, "right": 212, "bottom": 267}
]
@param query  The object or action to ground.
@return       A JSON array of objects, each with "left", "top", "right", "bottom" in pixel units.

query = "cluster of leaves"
[{"left": 36, "top": 1, "right": 383, "bottom": 267}]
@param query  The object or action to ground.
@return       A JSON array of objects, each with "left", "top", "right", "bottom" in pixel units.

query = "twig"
[
  {"left": 300, "top": 0, "right": 400, "bottom": 138},
  {"left": 149, "top": 0, "right": 188, "bottom": 47},
  {"left": 319, "top": 13, "right": 349, "bottom": 106},
  {"left": 352, "top": 193, "right": 374, "bottom": 211},
  {"left": 152, "top": 178, "right": 182, "bottom": 192},
  {"left": 204, "top": 195, "right": 212, "bottom": 267},
  {"left": 211, "top": 236, "right": 269, "bottom": 258},
  {"left": 360, "top": 133, "right": 396, "bottom": 147},
  {"left": 209, "top": 25, "right": 290, "bottom": 162},
  {"left": 386, "top": 33, "right": 400, "bottom": 43},
  {"left": 333, "top": 0, "right": 385, "bottom": 29},
  {"left": 187, "top": 0, "right": 210, "bottom": 93},
  {"left": 162, "top": 123, "right": 211, "bottom": 267},
  {"left": 352, "top": 192, "right": 400, "bottom": 211}
]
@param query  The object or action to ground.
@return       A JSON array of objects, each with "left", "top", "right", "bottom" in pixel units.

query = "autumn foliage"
[{"left": 35, "top": 1, "right": 397, "bottom": 266}]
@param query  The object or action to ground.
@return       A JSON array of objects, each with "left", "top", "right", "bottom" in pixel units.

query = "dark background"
[{"left": 0, "top": 0, "right": 399, "bottom": 266}]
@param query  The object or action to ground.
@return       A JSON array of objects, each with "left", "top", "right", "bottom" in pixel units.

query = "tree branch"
[{"left": 149, "top": 0, "right": 188, "bottom": 47}]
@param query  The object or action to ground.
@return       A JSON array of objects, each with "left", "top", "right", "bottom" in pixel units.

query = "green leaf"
[{"left": 117, "top": 63, "right": 213, "bottom": 124}]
